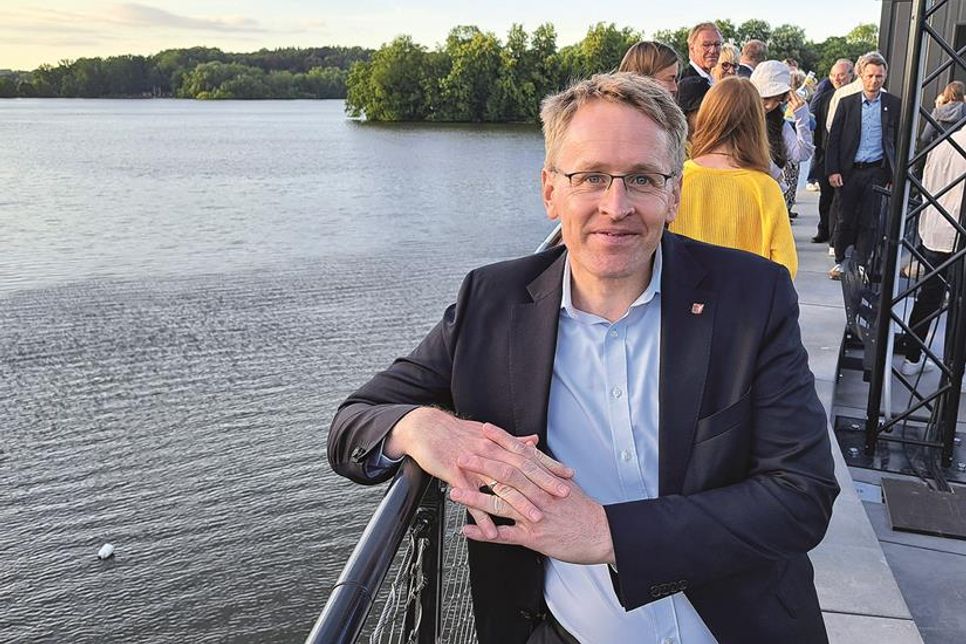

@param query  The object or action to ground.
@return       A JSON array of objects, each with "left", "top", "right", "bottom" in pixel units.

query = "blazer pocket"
[{"left": 694, "top": 392, "right": 752, "bottom": 444}]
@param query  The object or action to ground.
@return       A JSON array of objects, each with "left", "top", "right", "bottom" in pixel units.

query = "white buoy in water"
[{"left": 97, "top": 543, "right": 115, "bottom": 560}]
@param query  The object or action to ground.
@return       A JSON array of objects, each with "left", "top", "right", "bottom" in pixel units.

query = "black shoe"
[
  {"left": 789, "top": 211, "right": 799, "bottom": 219},
  {"left": 811, "top": 234, "right": 829, "bottom": 243}
]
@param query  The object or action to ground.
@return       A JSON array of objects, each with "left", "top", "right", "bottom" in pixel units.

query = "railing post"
[{"left": 404, "top": 478, "right": 444, "bottom": 644}]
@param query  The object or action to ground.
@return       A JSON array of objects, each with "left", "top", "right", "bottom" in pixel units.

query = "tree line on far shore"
[
  {"left": 0, "top": 18, "right": 877, "bottom": 113},
  {"left": 346, "top": 20, "right": 878, "bottom": 122},
  {"left": 0, "top": 46, "right": 371, "bottom": 99}
]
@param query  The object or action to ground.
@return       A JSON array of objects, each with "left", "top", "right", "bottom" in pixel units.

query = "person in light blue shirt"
[
  {"left": 825, "top": 51, "right": 901, "bottom": 279},
  {"left": 329, "top": 72, "right": 839, "bottom": 644}
]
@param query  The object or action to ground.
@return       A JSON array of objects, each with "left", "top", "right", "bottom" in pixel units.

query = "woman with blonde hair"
[
  {"left": 920, "top": 80, "right": 966, "bottom": 146},
  {"left": 711, "top": 43, "right": 740, "bottom": 82},
  {"left": 669, "top": 76, "right": 798, "bottom": 277},
  {"left": 619, "top": 41, "right": 680, "bottom": 95}
]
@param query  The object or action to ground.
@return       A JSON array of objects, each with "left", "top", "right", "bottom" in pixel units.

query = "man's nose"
[{"left": 599, "top": 179, "right": 634, "bottom": 219}]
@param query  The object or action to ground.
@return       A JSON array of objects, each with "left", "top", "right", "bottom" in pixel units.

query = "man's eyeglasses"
[
  {"left": 700, "top": 41, "right": 723, "bottom": 50},
  {"left": 719, "top": 62, "right": 739, "bottom": 71},
  {"left": 553, "top": 170, "right": 676, "bottom": 197}
]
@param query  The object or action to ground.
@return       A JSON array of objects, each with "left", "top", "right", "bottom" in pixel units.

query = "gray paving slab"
[
  {"left": 879, "top": 542, "right": 966, "bottom": 644},
  {"left": 791, "top": 187, "right": 922, "bottom": 632},
  {"left": 823, "top": 612, "right": 923, "bottom": 644}
]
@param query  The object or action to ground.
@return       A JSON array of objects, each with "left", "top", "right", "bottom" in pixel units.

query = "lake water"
[{"left": 0, "top": 99, "right": 553, "bottom": 642}]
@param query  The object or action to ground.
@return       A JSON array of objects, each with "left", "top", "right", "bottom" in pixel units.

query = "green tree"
[
  {"left": 297, "top": 66, "right": 346, "bottom": 98},
  {"left": 652, "top": 27, "right": 689, "bottom": 62},
  {"left": 178, "top": 61, "right": 254, "bottom": 98},
  {"left": 214, "top": 70, "right": 268, "bottom": 98},
  {"left": 439, "top": 26, "right": 503, "bottom": 121},
  {"left": 345, "top": 36, "right": 432, "bottom": 120},
  {"left": 575, "top": 23, "right": 641, "bottom": 77},
  {"left": 813, "top": 24, "right": 877, "bottom": 77},
  {"left": 530, "top": 23, "right": 561, "bottom": 99},
  {"left": 768, "top": 24, "right": 818, "bottom": 70},
  {"left": 737, "top": 19, "right": 772, "bottom": 45},
  {"left": 0, "top": 77, "right": 15, "bottom": 98},
  {"left": 847, "top": 24, "right": 878, "bottom": 49},
  {"left": 715, "top": 19, "right": 738, "bottom": 44},
  {"left": 488, "top": 24, "right": 538, "bottom": 121}
]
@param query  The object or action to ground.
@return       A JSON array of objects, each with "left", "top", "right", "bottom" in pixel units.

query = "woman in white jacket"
[{"left": 751, "top": 60, "right": 814, "bottom": 218}]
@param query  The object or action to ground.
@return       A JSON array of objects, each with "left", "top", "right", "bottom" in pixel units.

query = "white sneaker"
[
  {"left": 828, "top": 246, "right": 836, "bottom": 257},
  {"left": 900, "top": 356, "right": 937, "bottom": 376}
]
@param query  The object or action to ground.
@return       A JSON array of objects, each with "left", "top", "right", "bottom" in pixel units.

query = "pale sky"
[{"left": 1, "top": 1, "right": 883, "bottom": 71}]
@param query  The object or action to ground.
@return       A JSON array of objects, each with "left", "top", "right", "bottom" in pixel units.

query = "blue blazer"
[
  {"left": 329, "top": 232, "right": 839, "bottom": 643},
  {"left": 826, "top": 90, "right": 902, "bottom": 179}
]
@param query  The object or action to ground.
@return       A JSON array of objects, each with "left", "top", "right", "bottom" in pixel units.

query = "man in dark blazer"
[
  {"left": 679, "top": 22, "right": 722, "bottom": 84},
  {"left": 329, "top": 73, "right": 838, "bottom": 643},
  {"left": 809, "top": 58, "right": 855, "bottom": 244},
  {"left": 737, "top": 39, "right": 767, "bottom": 78},
  {"left": 826, "top": 51, "right": 901, "bottom": 278}
]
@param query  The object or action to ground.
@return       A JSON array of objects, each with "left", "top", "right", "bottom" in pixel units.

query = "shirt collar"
[
  {"left": 690, "top": 60, "right": 714, "bottom": 83},
  {"left": 560, "top": 245, "right": 663, "bottom": 320},
  {"left": 863, "top": 91, "right": 882, "bottom": 105}
]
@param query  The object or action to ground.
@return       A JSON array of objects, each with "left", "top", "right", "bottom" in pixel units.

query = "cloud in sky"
[
  {"left": 0, "top": 2, "right": 310, "bottom": 69},
  {"left": 108, "top": 3, "right": 265, "bottom": 33}
]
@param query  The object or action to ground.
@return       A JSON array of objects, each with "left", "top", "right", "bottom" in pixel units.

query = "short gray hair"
[
  {"left": 833, "top": 58, "right": 854, "bottom": 73},
  {"left": 539, "top": 72, "right": 688, "bottom": 173},
  {"left": 688, "top": 22, "right": 721, "bottom": 45},
  {"left": 857, "top": 51, "right": 888, "bottom": 75}
]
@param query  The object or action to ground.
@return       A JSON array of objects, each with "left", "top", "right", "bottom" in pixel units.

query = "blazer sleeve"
[
  {"left": 603, "top": 267, "right": 838, "bottom": 610},
  {"left": 326, "top": 272, "right": 473, "bottom": 484},
  {"left": 825, "top": 99, "right": 848, "bottom": 177}
]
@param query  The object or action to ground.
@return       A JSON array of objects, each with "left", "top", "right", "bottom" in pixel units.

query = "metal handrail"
[{"left": 306, "top": 459, "right": 433, "bottom": 644}]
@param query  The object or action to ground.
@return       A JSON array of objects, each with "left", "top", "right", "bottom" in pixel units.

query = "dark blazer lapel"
[
  {"left": 658, "top": 234, "right": 715, "bottom": 496},
  {"left": 508, "top": 250, "right": 566, "bottom": 449}
]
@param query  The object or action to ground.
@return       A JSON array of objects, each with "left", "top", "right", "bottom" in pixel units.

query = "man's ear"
[
  {"left": 541, "top": 168, "right": 559, "bottom": 221},
  {"left": 664, "top": 175, "right": 683, "bottom": 225}
]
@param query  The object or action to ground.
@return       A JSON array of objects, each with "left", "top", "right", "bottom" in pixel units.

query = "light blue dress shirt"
[
  {"left": 544, "top": 248, "right": 716, "bottom": 644},
  {"left": 855, "top": 92, "right": 884, "bottom": 163}
]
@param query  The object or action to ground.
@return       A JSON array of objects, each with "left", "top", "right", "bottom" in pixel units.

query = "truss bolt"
[
  {"left": 957, "top": 463, "right": 966, "bottom": 472},
  {"left": 848, "top": 447, "right": 861, "bottom": 458}
]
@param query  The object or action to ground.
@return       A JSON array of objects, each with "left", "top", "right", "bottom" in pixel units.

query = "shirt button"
[
  {"left": 609, "top": 329, "right": 618, "bottom": 338},
  {"left": 620, "top": 450, "right": 631, "bottom": 462},
  {"left": 662, "top": 639, "right": 676, "bottom": 644},
  {"left": 612, "top": 386, "right": 623, "bottom": 398}
]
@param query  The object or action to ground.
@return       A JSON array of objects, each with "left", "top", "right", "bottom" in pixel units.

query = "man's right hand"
[
  {"left": 385, "top": 407, "right": 574, "bottom": 538},
  {"left": 829, "top": 173, "right": 844, "bottom": 188}
]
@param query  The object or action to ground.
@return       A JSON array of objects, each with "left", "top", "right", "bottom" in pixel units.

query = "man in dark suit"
[
  {"left": 826, "top": 52, "right": 901, "bottom": 279},
  {"left": 809, "top": 59, "right": 855, "bottom": 244},
  {"left": 328, "top": 73, "right": 838, "bottom": 643},
  {"left": 736, "top": 39, "right": 766, "bottom": 78},
  {"left": 679, "top": 22, "right": 722, "bottom": 84}
]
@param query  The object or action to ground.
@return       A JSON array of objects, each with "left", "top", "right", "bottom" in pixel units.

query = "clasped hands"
[{"left": 385, "top": 407, "right": 615, "bottom": 565}]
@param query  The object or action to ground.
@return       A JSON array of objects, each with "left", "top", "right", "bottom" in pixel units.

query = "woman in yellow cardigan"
[{"left": 669, "top": 77, "right": 798, "bottom": 278}]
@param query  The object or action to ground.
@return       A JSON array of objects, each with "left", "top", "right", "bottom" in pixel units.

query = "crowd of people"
[{"left": 622, "top": 21, "right": 964, "bottom": 375}]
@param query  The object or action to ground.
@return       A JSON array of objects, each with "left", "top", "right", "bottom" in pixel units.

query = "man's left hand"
[{"left": 450, "top": 470, "right": 615, "bottom": 566}]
